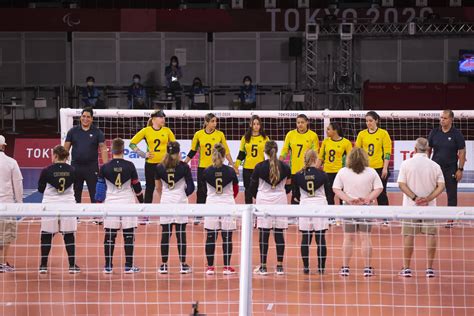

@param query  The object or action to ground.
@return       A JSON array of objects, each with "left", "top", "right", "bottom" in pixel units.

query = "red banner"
[
  {"left": 14, "top": 138, "right": 61, "bottom": 168},
  {"left": 0, "top": 7, "right": 472, "bottom": 32}
]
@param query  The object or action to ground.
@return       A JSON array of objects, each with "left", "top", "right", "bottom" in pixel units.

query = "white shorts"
[
  {"left": 298, "top": 217, "right": 329, "bottom": 232},
  {"left": 160, "top": 216, "right": 188, "bottom": 225},
  {"left": 256, "top": 216, "right": 288, "bottom": 230},
  {"left": 204, "top": 216, "right": 237, "bottom": 231},
  {"left": 104, "top": 217, "right": 138, "bottom": 230},
  {"left": 41, "top": 217, "right": 77, "bottom": 234}
]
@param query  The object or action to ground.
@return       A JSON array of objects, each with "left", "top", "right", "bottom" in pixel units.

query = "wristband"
[
  {"left": 411, "top": 195, "right": 417, "bottom": 201},
  {"left": 458, "top": 168, "right": 464, "bottom": 171}
]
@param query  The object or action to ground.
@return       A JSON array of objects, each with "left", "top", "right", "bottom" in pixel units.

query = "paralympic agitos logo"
[{"left": 63, "top": 13, "right": 81, "bottom": 27}]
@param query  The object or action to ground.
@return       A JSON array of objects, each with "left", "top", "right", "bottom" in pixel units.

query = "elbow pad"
[
  {"left": 95, "top": 178, "right": 107, "bottom": 203},
  {"left": 236, "top": 151, "right": 246, "bottom": 162},
  {"left": 136, "top": 193, "right": 144, "bottom": 203},
  {"left": 132, "top": 179, "right": 143, "bottom": 195}
]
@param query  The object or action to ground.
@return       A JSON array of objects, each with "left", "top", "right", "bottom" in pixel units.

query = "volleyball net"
[
  {"left": 60, "top": 109, "right": 474, "bottom": 188},
  {"left": 0, "top": 203, "right": 473, "bottom": 316}
]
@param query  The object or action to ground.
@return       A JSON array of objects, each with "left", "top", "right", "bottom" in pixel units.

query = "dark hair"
[
  {"left": 244, "top": 115, "right": 267, "bottom": 143},
  {"left": 86, "top": 76, "right": 95, "bottom": 82},
  {"left": 170, "top": 56, "right": 179, "bottom": 66},
  {"left": 443, "top": 109, "right": 454, "bottom": 119},
  {"left": 365, "top": 111, "right": 380, "bottom": 124},
  {"left": 265, "top": 140, "right": 280, "bottom": 187},
  {"left": 162, "top": 141, "right": 181, "bottom": 169},
  {"left": 132, "top": 74, "right": 141, "bottom": 80},
  {"left": 193, "top": 77, "right": 202, "bottom": 86},
  {"left": 212, "top": 143, "right": 226, "bottom": 168},
  {"left": 112, "top": 138, "right": 124, "bottom": 155},
  {"left": 328, "top": 122, "right": 344, "bottom": 138},
  {"left": 297, "top": 114, "right": 309, "bottom": 122},
  {"left": 347, "top": 147, "right": 369, "bottom": 174},
  {"left": 203, "top": 113, "right": 217, "bottom": 129},
  {"left": 243, "top": 75, "right": 252, "bottom": 83},
  {"left": 81, "top": 107, "right": 93, "bottom": 117},
  {"left": 53, "top": 145, "right": 69, "bottom": 161}
]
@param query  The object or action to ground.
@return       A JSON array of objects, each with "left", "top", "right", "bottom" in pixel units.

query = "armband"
[
  {"left": 187, "top": 150, "right": 197, "bottom": 159},
  {"left": 95, "top": 178, "right": 107, "bottom": 203},
  {"left": 285, "top": 184, "right": 292, "bottom": 194},
  {"left": 236, "top": 151, "right": 246, "bottom": 162},
  {"left": 384, "top": 153, "right": 391, "bottom": 161}
]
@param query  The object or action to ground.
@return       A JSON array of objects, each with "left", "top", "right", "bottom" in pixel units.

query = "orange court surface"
[{"left": 1, "top": 191, "right": 473, "bottom": 316}]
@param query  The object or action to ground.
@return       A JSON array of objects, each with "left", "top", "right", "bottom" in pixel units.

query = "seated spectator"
[
  {"left": 190, "top": 77, "right": 209, "bottom": 110},
  {"left": 164, "top": 56, "right": 183, "bottom": 110},
  {"left": 127, "top": 74, "right": 147, "bottom": 109},
  {"left": 81, "top": 76, "right": 104, "bottom": 109},
  {"left": 239, "top": 75, "right": 256, "bottom": 110}
]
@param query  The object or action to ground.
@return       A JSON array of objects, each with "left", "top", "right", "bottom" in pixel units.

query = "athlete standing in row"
[
  {"left": 235, "top": 115, "right": 269, "bottom": 204},
  {"left": 295, "top": 150, "right": 329, "bottom": 275},
  {"left": 355, "top": 111, "right": 392, "bottom": 215},
  {"left": 130, "top": 109, "right": 176, "bottom": 204},
  {"left": 95, "top": 138, "right": 144, "bottom": 274},
  {"left": 251, "top": 141, "right": 291, "bottom": 275},
  {"left": 185, "top": 113, "right": 234, "bottom": 204},
  {"left": 38, "top": 145, "right": 80, "bottom": 274},
  {"left": 316, "top": 122, "right": 352, "bottom": 205},
  {"left": 280, "top": 114, "right": 319, "bottom": 205},
  {"left": 155, "top": 142, "right": 195, "bottom": 274},
  {"left": 203, "top": 144, "right": 239, "bottom": 275}
]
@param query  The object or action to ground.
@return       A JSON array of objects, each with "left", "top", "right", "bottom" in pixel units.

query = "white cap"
[{"left": 0, "top": 135, "right": 6, "bottom": 146}]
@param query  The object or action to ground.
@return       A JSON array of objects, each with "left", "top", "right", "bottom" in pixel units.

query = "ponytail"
[
  {"left": 212, "top": 143, "right": 226, "bottom": 168},
  {"left": 147, "top": 118, "right": 153, "bottom": 127},
  {"left": 303, "top": 149, "right": 318, "bottom": 173},
  {"left": 162, "top": 153, "right": 180, "bottom": 169},
  {"left": 265, "top": 140, "right": 280, "bottom": 187}
]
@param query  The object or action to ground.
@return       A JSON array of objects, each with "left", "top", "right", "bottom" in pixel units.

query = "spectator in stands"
[
  {"left": 239, "top": 75, "right": 256, "bottom": 110},
  {"left": 81, "top": 76, "right": 104, "bottom": 109},
  {"left": 428, "top": 109, "right": 466, "bottom": 228},
  {"left": 64, "top": 107, "right": 108, "bottom": 207},
  {"left": 164, "top": 56, "right": 183, "bottom": 110},
  {"left": 398, "top": 138, "right": 445, "bottom": 278},
  {"left": 190, "top": 77, "right": 209, "bottom": 110},
  {"left": 127, "top": 74, "right": 147, "bottom": 109},
  {"left": 0, "top": 135, "right": 23, "bottom": 273}
]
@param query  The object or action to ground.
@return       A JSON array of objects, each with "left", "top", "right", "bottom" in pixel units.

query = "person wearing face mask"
[
  {"left": 190, "top": 77, "right": 209, "bottom": 110},
  {"left": 164, "top": 56, "right": 183, "bottom": 110},
  {"left": 127, "top": 74, "right": 147, "bottom": 109},
  {"left": 239, "top": 75, "right": 256, "bottom": 110},
  {"left": 81, "top": 76, "right": 103, "bottom": 109}
]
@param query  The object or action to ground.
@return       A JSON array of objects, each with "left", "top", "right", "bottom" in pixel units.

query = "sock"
[
  {"left": 315, "top": 230, "right": 327, "bottom": 270},
  {"left": 176, "top": 223, "right": 187, "bottom": 263},
  {"left": 259, "top": 228, "right": 271, "bottom": 265}
]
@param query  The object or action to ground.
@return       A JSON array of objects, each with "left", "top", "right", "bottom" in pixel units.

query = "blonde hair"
[
  {"left": 265, "top": 140, "right": 280, "bottom": 187},
  {"left": 212, "top": 143, "right": 226, "bottom": 168},
  {"left": 303, "top": 149, "right": 318, "bottom": 170},
  {"left": 162, "top": 141, "right": 181, "bottom": 169},
  {"left": 147, "top": 118, "right": 153, "bottom": 127},
  {"left": 347, "top": 147, "right": 369, "bottom": 174}
]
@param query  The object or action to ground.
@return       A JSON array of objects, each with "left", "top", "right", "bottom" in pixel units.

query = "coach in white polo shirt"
[
  {"left": 0, "top": 135, "right": 23, "bottom": 273},
  {"left": 397, "top": 137, "right": 445, "bottom": 278}
]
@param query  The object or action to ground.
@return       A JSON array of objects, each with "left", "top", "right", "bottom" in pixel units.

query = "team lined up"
[{"left": 33, "top": 108, "right": 466, "bottom": 277}]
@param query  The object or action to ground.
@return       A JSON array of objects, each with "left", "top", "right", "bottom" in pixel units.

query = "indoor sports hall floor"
[{"left": 1, "top": 192, "right": 473, "bottom": 316}]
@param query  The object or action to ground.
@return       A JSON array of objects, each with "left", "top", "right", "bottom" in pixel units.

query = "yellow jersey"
[
  {"left": 190, "top": 129, "right": 230, "bottom": 168},
  {"left": 280, "top": 129, "right": 319, "bottom": 174},
  {"left": 130, "top": 126, "right": 176, "bottom": 164},
  {"left": 355, "top": 128, "right": 392, "bottom": 169},
  {"left": 235, "top": 135, "right": 269, "bottom": 170},
  {"left": 318, "top": 137, "right": 353, "bottom": 173}
]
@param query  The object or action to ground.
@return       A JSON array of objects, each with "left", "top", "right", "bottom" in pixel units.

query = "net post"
[
  {"left": 323, "top": 108, "right": 330, "bottom": 138},
  {"left": 239, "top": 205, "right": 253, "bottom": 316}
]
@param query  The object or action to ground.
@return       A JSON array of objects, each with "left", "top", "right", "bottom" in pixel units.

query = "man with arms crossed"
[
  {"left": 0, "top": 135, "right": 23, "bottom": 272},
  {"left": 398, "top": 138, "right": 445, "bottom": 278}
]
